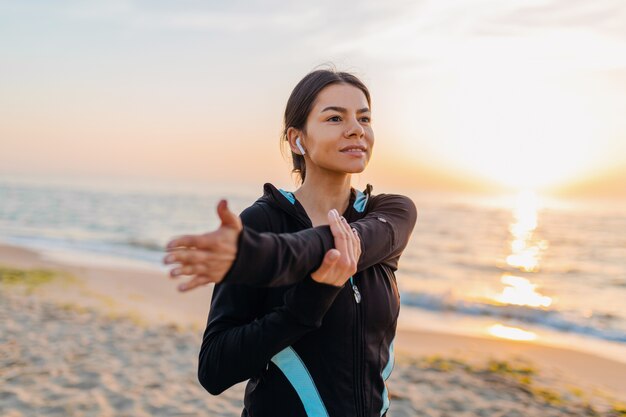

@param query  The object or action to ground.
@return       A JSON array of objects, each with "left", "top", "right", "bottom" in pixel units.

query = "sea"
[{"left": 1, "top": 175, "right": 625, "bottom": 363}]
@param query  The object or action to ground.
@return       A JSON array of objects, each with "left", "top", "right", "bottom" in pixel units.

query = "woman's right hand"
[{"left": 310, "top": 209, "right": 362, "bottom": 287}]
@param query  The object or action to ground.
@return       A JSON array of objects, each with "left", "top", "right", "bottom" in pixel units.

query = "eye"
[
  {"left": 327, "top": 115, "right": 341, "bottom": 122},
  {"left": 360, "top": 117, "right": 371, "bottom": 123}
]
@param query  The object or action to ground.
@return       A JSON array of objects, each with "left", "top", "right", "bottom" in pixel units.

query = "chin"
[
  {"left": 322, "top": 159, "right": 369, "bottom": 175},
  {"left": 343, "top": 163, "right": 368, "bottom": 174}
]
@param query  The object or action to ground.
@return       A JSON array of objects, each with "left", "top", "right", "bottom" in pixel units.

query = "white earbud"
[{"left": 295, "top": 137, "right": 306, "bottom": 155}]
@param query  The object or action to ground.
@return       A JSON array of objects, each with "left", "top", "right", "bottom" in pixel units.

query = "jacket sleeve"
[
  {"left": 222, "top": 194, "right": 417, "bottom": 287},
  {"left": 198, "top": 203, "right": 344, "bottom": 395}
]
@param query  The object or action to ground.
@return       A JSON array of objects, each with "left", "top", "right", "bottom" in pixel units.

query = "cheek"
[
  {"left": 366, "top": 129, "right": 375, "bottom": 147},
  {"left": 365, "top": 131, "right": 375, "bottom": 161},
  {"left": 310, "top": 137, "right": 337, "bottom": 157},
  {"left": 310, "top": 142, "right": 345, "bottom": 169}
]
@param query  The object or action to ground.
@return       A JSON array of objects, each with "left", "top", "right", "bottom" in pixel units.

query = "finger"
[
  {"left": 339, "top": 214, "right": 355, "bottom": 262},
  {"left": 330, "top": 210, "right": 350, "bottom": 256},
  {"left": 340, "top": 216, "right": 360, "bottom": 274},
  {"left": 165, "top": 235, "right": 200, "bottom": 251},
  {"left": 352, "top": 227, "right": 362, "bottom": 259},
  {"left": 169, "top": 264, "right": 194, "bottom": 278},
  {"left": 178, "top": 275, "right": 212, "bottom": 292},
  {"left": 165, "top": 231, "right": 219, "bottom": 251},
  {"left": 321, "top": 249, "right": 341, "bottom": 272},
  {"left": 317, "top": 249, "right": 340, "bottom": 277},
  {"left": 169, "top": 263, "right": 210, "bottom": 278},
  {"left": 217, "top": 199, "right": 243, "bottom": 231},
  {"left": 163, "top": 248, "right": 210, "bottom": 265},
  {"left": 164, "top": 249, "right": 186, "bottom": 265},
  {"left": 327, "top": 209, "right": 348, "bottom": 249}
]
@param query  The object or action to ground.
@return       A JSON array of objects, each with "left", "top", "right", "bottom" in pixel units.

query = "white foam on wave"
[
  {"left": 400, "top": 290, "right": 626, "bottom": 343},
  {"left": 397, "top": 305, "right": 626, "bottom": 365}
]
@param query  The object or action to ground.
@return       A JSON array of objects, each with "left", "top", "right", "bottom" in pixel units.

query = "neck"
[{"left": 293, "top": 169, "right": 353, "bottom": 224}]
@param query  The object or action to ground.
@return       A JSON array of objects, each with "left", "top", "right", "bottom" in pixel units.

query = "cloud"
[
  {"left": 56, "top": 0, "right": 413, "bottom": 35},
  {"left": 14, "top": 0, "right": 624, "bottom": 73},
  {"left": 316, "top": 0, "right": 626, "bottom": 73},
  {"left": 492, "top": 0, "right": 626, "bottom": 36}
]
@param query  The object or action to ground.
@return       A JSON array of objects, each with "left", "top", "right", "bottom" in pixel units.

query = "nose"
[{"left": 345, "top": 116, "right": 365, "bottom": 138}]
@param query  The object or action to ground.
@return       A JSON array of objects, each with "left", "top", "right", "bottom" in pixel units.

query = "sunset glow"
[
  {"left": 504, "top": 190, "right": 549, "bottom": 272},
  {"left": 488, "top": 324, "right": 537, "bottom": 341},
  {"left": 489, "top": 189, "right": 552, "bottom": 308},
  {"left": 1, "top": 2, "right": 625, "bottom": 198},
  {"left": 494, "top": 275, "right": 553, "bottom": 308},
  {"left": 434, "top": 68, "right": 611, "bottom": 190},
  {"left": 1, "top": 4, "right": 626, "bottom": 415}
]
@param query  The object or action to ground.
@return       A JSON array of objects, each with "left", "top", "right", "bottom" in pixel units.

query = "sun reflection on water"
[
  {"left": 488, "top": 324, "right": 537, "bottom": 341},
  {"left": 479, "top": 190, "right": 554, "bottom": 342},
  {"left": 505, "top": 190, "right": 549, "bottom": 272},
  {"left": 487, "top": 190, "right": 552, "bottom": 309},
  {"left": 494, "top": 275, "right": 552, "bottom": 308}
]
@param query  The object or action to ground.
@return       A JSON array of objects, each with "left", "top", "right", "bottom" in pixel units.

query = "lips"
[
  {"left": 340, "top": 146, "right": 367, "bottom": 159},
  {"left": 340, "top": 145, "right": 367, "bottom": 153}
]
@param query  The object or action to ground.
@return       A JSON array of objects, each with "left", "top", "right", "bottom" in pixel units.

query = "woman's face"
[{"left": 297, "top": 83, "right": 374, "bottom": 176}]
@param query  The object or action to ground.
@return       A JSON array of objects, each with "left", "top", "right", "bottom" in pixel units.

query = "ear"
[{"left": 286, "top": 127, "right": 305, "bottom": 155}]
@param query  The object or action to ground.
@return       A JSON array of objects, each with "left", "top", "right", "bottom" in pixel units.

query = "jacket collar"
[{"left": 260, "top": 182, "right": 373, "bottom": 227}]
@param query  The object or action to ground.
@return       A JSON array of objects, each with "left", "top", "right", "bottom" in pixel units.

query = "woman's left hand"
[{"left": 163, "top": 199, "right": 242, "bottom": 292}]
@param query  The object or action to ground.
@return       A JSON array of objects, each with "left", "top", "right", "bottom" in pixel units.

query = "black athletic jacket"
[{"left": 198, "top": 183, "right": 418, "bottom": 417}]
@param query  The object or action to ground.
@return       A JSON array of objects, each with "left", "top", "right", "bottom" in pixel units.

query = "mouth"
[{"left": 340, "top": 146, "right": 368, "bottom": 156}]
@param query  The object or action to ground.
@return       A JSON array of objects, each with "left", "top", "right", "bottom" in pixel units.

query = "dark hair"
[{"left": 281, "top": 65, "right": 371, "bottom": 184}]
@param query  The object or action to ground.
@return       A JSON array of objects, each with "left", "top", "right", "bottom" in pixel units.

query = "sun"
[
  {"left": 447, "top": 69, "right": 603, "bottom": 189},
  {"left": 401, "top": 64, "right": 612, "bottom": 191}
]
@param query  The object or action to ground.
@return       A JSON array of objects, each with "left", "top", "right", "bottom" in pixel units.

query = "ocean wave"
[
  {"left": 123, "top": 238, "right": 164, "bottom": 252},
  {"left": 400, "top": 290, "right": 626, "bottom": 343}
]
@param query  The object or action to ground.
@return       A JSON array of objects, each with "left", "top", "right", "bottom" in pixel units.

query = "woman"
[{"left": 164, "top": 68, "right": 417, "bottom": 417}]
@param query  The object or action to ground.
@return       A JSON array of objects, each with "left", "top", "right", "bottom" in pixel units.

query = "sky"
[{"left": 1, "top": 0, "right": 625, "bottom": 199}]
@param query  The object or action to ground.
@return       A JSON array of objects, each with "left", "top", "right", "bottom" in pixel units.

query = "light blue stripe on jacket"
[
  {"left": 271, "top": 346, "right": 329, "bottom": 417},
  {"left": 380, "top": 338, "right": 395, "bottom": 415}
]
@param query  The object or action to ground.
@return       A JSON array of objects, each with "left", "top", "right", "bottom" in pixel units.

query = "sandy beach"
[{"left": 1, "top": 242, "right": 624, "bottom": 417}]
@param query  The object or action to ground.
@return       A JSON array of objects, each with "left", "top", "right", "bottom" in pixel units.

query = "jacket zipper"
[
  {"left": 350, "top": 276, "right": 362, "bottom": 303},
  {"left": 350, "top": 276, "right": 365, "bottom": 417},
  {"left": 295, "top": 205, "right": 368, "bottom": 415}
]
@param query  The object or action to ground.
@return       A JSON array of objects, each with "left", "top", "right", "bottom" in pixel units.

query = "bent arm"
[
  {"left": 198, "top": 275, "right": 342, "bottom": 395},
  {"left": 198, "top": 204, "right": 343, "bottom": 395},
  {"left": 222, "top": 194, "right": 417, "bottom": 287}
]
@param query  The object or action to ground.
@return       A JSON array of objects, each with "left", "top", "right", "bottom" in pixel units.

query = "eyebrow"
[{"left": 320, "top": 106, "right": 370, "bottom": 114}]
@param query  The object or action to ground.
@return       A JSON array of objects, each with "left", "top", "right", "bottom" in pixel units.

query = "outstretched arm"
[
  {"left": 222, "top": 194, "right": 417, "bottom": 287},
  {"left": 165, "top": 194, "right": 417, "bottom": 289}
]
